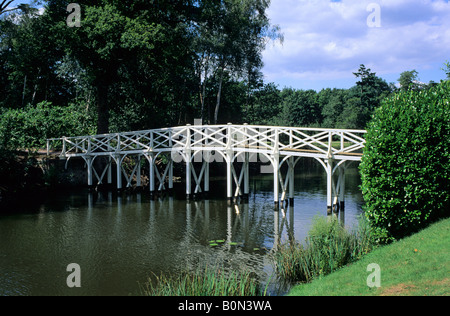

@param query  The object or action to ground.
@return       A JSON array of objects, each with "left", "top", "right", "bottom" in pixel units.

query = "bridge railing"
[{"left": 47, "top": 124, "right": 366, "bottom": 159}]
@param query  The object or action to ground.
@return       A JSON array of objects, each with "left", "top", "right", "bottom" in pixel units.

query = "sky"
[
  {"left": 5, "top": 0, "right": 450, "bottom": 91},
  {"left": 262, "top": 0, "right": 450, "bottom": 90}
]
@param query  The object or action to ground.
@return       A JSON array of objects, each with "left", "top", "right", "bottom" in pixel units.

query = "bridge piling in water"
[{"left": 48, "top": 124, "right": 365, "bottom": 213}]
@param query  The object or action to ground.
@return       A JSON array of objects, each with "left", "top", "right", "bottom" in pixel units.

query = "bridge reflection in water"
[{"left": 87, "top": 191, "right": 346, "bottom": 255}]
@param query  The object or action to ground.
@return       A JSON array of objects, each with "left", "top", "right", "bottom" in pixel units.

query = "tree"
[
  {"left": 320, "top": 88, "right": 347, "bottom": 128},
  {"left": 278, "top": 88, "right": 320, "bottom": 127},
  {"left": 352, "top": 64, "right": 391, "bottom": 128},
  {"left": 442, "top": 60, "right": 450, "bottom": 80},
  {"left": 242, "top": 82, "right": 281, "bottom": 125},
  {"left": 398, "top": 70, "right": 420, "bottom": 91},
  {"left": 48, "top": 0, "right": 194, "bottom": 133},
  {"left": 0, "top": 3, "right": 70, "bottom": 109},
  {"left": 0, "top": 0, "right": 14, "bottom": 15},
  {"left": 191, "top": 0, "right": 281, "bottom": 124}
]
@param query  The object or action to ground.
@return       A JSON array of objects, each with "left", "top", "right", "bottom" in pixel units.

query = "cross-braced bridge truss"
[{"left": 47, "top": 123, "right": 366, "bottom": 213}]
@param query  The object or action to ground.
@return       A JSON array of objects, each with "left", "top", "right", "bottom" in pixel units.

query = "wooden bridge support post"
[
  {"left": 326, "top": 158, "right": 333, "bottom": 215},
  {"left": 149, "top": 153, "right": 155, "bottom": 196},
  {"left": 226, "top": 123, "right": 233, "bottom": 205},
  {"left": 288, "top": 157, "right": 295, "bottom": 205},
  {"left": 226, "top": 153, "right": 232, "bottom": 205},
  {"left": 203, "top": 126, "right": 210, "bottom": 197},
  {"left": 288, "top": 130, "right": 295, "bottom": 205},
  {"left": 273, "top": 129, "right": 280, "bottom": 208},
  {"left": 204, "top": 159, "right": 210, "bottom": 195},
  {"left": 86, "top": 156, "right": 93, "bottom": 187},
  {"left": 339, "top": 164, "right": 346, "bottom": 211},
  {"left": 185, "top": 124, "right": 192, "bottom": 201},
  {"left": 274, "top": 166, "right": 279, "bottom": 208},
  {"left": 168, "top": 158, "right": 174, "bottom": 192},
  {"left": 243, "top": 152, "right": 249, "bottom": 201},
  {"left": 242, "top": 124, "right": 250, "bottom": 202},
  {"left": 115, "top": 154, "right": 123, "bottom": 190},
  {"left": 107, "top": 156, "right": 112, "bottom": 184},
  {"left": 136, "top": 154, "right": 142, "bottom": 188},
  {"left": 272, "top": 154, "right": 280, "bottom": 208}
]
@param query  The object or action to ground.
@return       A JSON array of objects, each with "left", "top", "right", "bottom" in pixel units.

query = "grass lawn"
[{"left": 288, "top": 217, "right": 450, "bottom": 296}]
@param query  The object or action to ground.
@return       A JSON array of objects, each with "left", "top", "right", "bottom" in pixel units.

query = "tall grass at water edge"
[
  {"left": 141, "top": 265, "right": 268, "bottom": 296},
  {"left": 272, "top": 216, "right": 375, "bottom": 283}
]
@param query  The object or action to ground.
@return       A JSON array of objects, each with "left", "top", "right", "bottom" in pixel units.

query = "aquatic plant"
[{"left": 272, "top": 216, "right": 375, "bottom": 283}]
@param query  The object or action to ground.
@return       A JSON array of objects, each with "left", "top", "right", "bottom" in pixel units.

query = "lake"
[{"left": 0, "top": 163, "right": 364, "bottom": 296}]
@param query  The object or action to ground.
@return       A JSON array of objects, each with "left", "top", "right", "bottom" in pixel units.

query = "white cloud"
[{"left": 263, "top": 0, "right": 450, "bottom": 89}]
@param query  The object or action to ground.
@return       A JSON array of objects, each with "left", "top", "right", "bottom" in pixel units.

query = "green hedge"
[
  {"left": 0, "top": 101, "right": 95, "bottom": 151},
  {"left": 360, "top": 81, "right": 450, "bottom": 243}
]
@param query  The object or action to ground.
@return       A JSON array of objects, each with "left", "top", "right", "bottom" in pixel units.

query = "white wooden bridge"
[{"left": 47, "top": 124, "right": 366, "bottom": 213}]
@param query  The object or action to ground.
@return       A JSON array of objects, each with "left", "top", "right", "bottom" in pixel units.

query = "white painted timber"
[{"left": 47, "top": 124, "right": 366, "bottom": 211}]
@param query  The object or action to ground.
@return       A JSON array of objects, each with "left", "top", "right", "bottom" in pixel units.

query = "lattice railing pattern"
[{"left": 48, "top": 124, "right": 366, "bottom": 159}]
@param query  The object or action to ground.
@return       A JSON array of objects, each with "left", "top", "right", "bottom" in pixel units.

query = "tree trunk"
[
  {"left": 199, "top": 77, "right": 205, "bottom": 124},
  {"left": 96, "top": 82, "right": 109, "bottom": 134},
  {"left": 31, "top": 68, "right": 41, "bottom": 105},
  {"left": 214, "top": 70, "right": 223, "bottom": 124},
  {"left": 198, "top": 55, "right": 210, "bottom": 124},
  {"left": 22, "top": 74, "right": 27, "bottom": 107}
]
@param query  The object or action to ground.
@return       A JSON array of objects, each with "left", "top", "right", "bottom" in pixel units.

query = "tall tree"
[
  {"left": 49, "top": 0, "right": 193, "bottom": 133},
  {"left": 0, "top": 3, "right": 69, "bottom": 108},
  {"left": 398, "top": 70, "right": 420, "bottom": 91},
  {"left": 352, "top": 64, "right": 391, "bottom": 128},
  {"left": 192, "top": 0, "right": 281, "bottom": 124}
]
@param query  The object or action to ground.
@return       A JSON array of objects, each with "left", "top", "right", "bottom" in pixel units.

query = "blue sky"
[
  {"left": 5, "top": 0, "right": 450, "bottom": 91},
  {"left": 262, "top": 0, "right": 450, "bottom": 90}
]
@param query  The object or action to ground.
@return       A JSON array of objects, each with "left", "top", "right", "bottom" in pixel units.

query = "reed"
[
  {"left": 272, "top": 216, "right": 375, "bottom": 283},
  {"left": 142, "top": 265, "right": 268, "bottom": 296}
]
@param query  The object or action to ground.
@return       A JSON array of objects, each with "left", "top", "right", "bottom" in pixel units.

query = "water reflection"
[{"left": 0, "top": 169, "right": 362, "bottom": 296}]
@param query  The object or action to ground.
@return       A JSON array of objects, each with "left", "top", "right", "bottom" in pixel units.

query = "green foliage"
[
  {"left": 242, "top": 82, "right": 282, "bottom": 125},
  {"left": 278, "top": 88, "right": 322, "bottom": 127},
  {"left": 398, "top": 70, "right": 420, "bottom": 91},
  {"left": 142, "top": 265, "right": 265, "bottom": 296},
  {"left": 360, "top": 81, "right": 450, "bottom": 243},
  {"left": 442, "top": 60, "right": 450, "bottom": 80},
  {"left": 272, "top": 216, "right": 375, "bottom": 283},
  {"left": 0, "top": 101, "right": 95, "bottom": 150}
]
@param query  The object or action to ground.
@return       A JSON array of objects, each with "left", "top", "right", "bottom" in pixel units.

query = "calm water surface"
[{"left": 0, "top": 164, "right": 364, "bottom": 296}]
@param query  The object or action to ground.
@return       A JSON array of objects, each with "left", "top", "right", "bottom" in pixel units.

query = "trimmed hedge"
[{"left": 360, "top": 81, "right": 450, "bottom": 243}]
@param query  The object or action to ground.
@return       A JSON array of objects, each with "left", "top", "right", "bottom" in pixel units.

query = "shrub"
[
  {"left": 0, "top": 101, "right": 95, "bottom": 151},
  {"left": 359, "top": 81, "right": 450, "bottom": 243}
]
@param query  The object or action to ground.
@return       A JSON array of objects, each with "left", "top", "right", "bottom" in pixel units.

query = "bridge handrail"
[{"left": 47, "top": 124, "right": 367, "bottom": 158}]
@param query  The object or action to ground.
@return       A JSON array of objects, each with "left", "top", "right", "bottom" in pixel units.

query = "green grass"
[
  {"left": 288, "top": 217, "right": 450, "bottom": 296},
  {"left": 141, "top": 265, "right": 267, "bottom": 296}
]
